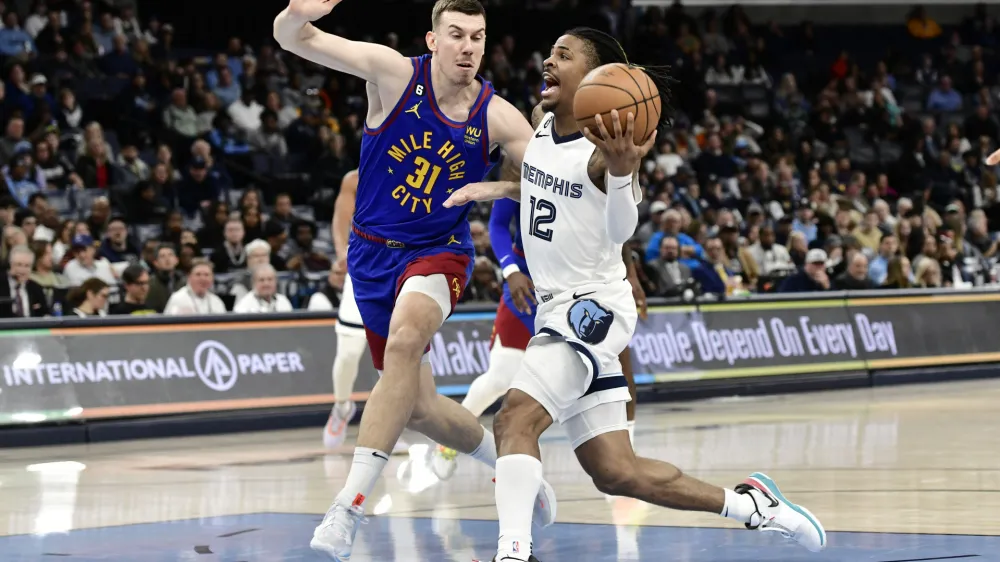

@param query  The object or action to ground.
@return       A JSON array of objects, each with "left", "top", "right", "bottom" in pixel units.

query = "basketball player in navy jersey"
[
  {"left": 447, "top": 27, "right": 825, "bottom": 561},
  {"left": 274, "top": 0, "right": 556, "bottom": 559}
]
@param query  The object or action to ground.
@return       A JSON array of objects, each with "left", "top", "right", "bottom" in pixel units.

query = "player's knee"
[
  {"left": 384, "top": 324, "right": 429, "bottom": 363},
  {"left": 588, "top": 457, "right": 642, "bottom": 497},
  {"left": 493, "top": 389, "right": 549, "bottom": 442}
]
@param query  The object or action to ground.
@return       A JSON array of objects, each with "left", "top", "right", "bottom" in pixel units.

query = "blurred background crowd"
[{"left": 1, "top": 0, "right": 999, "bottom": 319}]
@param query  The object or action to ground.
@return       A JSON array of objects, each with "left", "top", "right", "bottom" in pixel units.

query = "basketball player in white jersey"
[
  {"left": 445, "top": 27, "right": 826, "bottom": 561},
  {"left": 313, "top": 170, "right": 406, "bottom": 454}
]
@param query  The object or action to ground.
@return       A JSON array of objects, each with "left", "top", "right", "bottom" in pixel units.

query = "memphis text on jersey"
[
  {"left": 385, "top": 130, "right": 468, "bottom": 215},
  {"left": 522, "top": 162, "right": 583, "bottom": 199}
]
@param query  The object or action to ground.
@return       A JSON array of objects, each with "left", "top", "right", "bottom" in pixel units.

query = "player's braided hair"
[{"left": 566, "top": 26, "right": 675, "bottom": 130}]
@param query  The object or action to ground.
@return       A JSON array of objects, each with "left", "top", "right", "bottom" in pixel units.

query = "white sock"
[
  {"left": 495, "top": 454, "right": 541, "bottom": 558},
  {"left": 334, "top": 447, "right": 389, "bottom": 509},
  {"left": 468, "top": 426, "right": 498, "bottom": 468},
  {"left": 722, "top": 488, "right": 758, "bottom": 524},
  {"left": 627, "top": 420, "right": 635, "bottom": 446}
]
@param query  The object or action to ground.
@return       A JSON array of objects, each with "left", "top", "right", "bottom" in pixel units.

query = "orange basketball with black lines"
[{"left": 573, "top": 63, "right": 661, "bottom": 145}]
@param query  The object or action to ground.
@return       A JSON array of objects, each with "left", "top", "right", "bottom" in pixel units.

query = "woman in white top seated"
[
  {"left": 164, "top": 258, "right": 227, "bottom": 315},
  {"left": 68, "top": 277, "right": 109, "bottom": 317},
  {"left": 233, "top": 263, "right": 292, "bottom": 313}
]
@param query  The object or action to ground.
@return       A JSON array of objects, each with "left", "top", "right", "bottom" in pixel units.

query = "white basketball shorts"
[
  {"left": 336, "top": 273, "right": 366, "bottom": 336},
  {"left": 510, "top": 278, "right": 636, "bottom": 432}
]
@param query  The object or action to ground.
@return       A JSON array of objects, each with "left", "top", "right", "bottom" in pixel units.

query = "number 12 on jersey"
[{"left": 528, "top": 195, "right": 556, "bottom": 241}]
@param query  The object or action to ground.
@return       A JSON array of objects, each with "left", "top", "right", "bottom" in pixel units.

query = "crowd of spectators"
[{"left": 1, "top": 0, "right": 1000, "bottom": 319}]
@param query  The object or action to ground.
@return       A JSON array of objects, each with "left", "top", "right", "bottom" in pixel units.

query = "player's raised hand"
[
  {"left": 287, "top": 0, "right": 339, "bottom": 21},
  {"left": 506, "top": 271, "right": 537, "bottom": 314},
  {"left": 988, "top": 148, "right": 1000, "bottom": 166},
  {"left": 582, "top": 109, "right": 658, "bottom": 177}
]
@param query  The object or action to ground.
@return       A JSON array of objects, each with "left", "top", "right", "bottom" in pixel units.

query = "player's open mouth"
[
  {"left": 457, "top": 61, "right": 475, "bottom": 69},
  {"left": 542, "top": 73, "right": 560, "bottom": 97}
]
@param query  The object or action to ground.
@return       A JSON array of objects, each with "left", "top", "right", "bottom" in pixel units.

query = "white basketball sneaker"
[
  {"left": 534, "top": 477, "right": 557, "bottom": 528},
  {"left": 310, "top": 502, "right": 367, "bottom": 561},
  {"left": 323, "top": 402, "right": 357, "bottom": 449},
  {"left": 429, "top": 445, "right": 459, "bottom": 480},
  {"left": 735, "top": 472, "right": 827, "bottom": 552}
]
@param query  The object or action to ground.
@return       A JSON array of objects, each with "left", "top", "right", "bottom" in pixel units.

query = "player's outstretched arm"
[
  {"left": 274, "top": 0, "right": 412, "bottom": 87},
  {"left": 442, "top": 154, "right": 520, "bottom": 207}
]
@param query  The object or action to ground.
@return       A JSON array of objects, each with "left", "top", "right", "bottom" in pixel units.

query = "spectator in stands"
[
  {"left": 76, "top": 135, "right": 119, "bottom": 189},
  {"left": 229, "top": 87, "right": 263, "bottom": 134},
  {"left": 915, "top": 256, "right": 943, "bottom": 287},
  {"left": 907, "top": 5, "right": 942, "bottom": 40},
  {"left": 64, "top": 233, "right": 115, "bottom": 286},
  {"left": 0, "top": 225, "right": 26, "bottom": 264},
  {"left": 100, "top": 35, "right": 137, "bottom": 78},
  {"left": 1, "top": 245, "right": 48, "bottom": 318},
  {"left": 882, "top": 256, "right": 913, "bottom": 289},
  {"left": 110, "top": 264, "right": 155, "bottom": 315},
  {"left": 927, "top": 76, "right": 963, "bottom": 112},
  {"left": 233, "top": 263, "right": 292, "bottom": 313},
  {"left": 117, "top": 144, "right": 150, "bottom": 185},
  {"left": 286, "top": 219, "right": 331, "bottom": 272},
  {"left": 211, "top": 218, "right": 247, "bottom": 273},
  {"left": 98, "top": 216, "right": 140, "bottom": 264},
  {"left": 779, "top": 249, "right": 831, "bottom": 292},
  {"left": 163, "top": 88, "right": 198, "bottom": 140},
  {"left": 57, "top": 89, "right": 84, "bottom": 136},
  {"left": 175, "top": 157, "right": 220, "bottom": 217},
  {"left": 646, "top": 208, "right": 703, "bottom": 262},
  {"left": 262, "top": 220, "right": 287, "bottom": 270},
  {"left": 0, "top": 12, "right": 36, "bottom": 58},
  {"left": 35, "top": 138, "right": 79, "bottom": 190},
  {"left": 164, "top": 258, "right": 226, "bottom": 315},
  {"left": 749, "top": 225, "right": 795, "bottom": 276},
  {"left": 229, "top": 239, "right": 271, "bottom": 301},
  {"left": 787, "top": 231, "right": 809, "bottom": 268},
  {"left": 67, "top": 277, "right": 109, "bottom": 317},
  {"left": 307, "top": 266, "right": 342, "bottom": 311},
  {"left": 0, "top": 117, "right": 30, "bottom": 166},
  {"left": 648, "top": 236, "right": 694, "bottom": 297},
  {"left": 250, "top": 109, "right": 288, "bottom": 157},
  {"left": 470, "top": 219, "right": 497, "bottom": 265},
  {"left": 15, "top": 210, "right": 37, "bottom": 242},
  {"left": 835, "top": 253, "right": 876, "bottom": 290},
  {"left": 146, "top": 243, "right": 183, "bottom": 312},
  {"left": 265, "top": 90, "right": 298, "bottom": 130},
  {"left": 242, "top": 206, "right": 264, "bottom": 242},
  {"left": 868, "top": 233, "right": 898, "bottom": 285},
  {"left": 853, "top": 209, "right": 884, "bottom": 252},
  {"left": 30, "top": 240, "right": 65, "bottom": 291},
  {"left": 461, "top": 255, "right": 501, "bottom": 303},
  {"left": 93, "top": 13, "right": 118, "bottom": 54},
  {"left": 5, "top": 152, "right": 43, "bottom": 208},
  {"left": 213, "top": 67, "right": 241, "bottom": 108},
  {"left": 84, "top": 196, "right": 111, "bottom": 239},
  {"left": 192, "top": 91, "right": 219, "bottom": 136},
  {"left": 196, "top": 201, "right": 229, "bottom": 249},
  {"left": 269, "top": 194, "right": 297, "bottom": 233}
]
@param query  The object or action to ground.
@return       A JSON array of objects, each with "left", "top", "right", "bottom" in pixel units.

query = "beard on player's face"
[{"left": 541, "top": 35, "right": 591, "bottom": 114}]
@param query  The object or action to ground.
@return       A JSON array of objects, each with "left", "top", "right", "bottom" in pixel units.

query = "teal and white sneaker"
[{"left": 735, "top": 472, "right": 827, "bottom": 552}]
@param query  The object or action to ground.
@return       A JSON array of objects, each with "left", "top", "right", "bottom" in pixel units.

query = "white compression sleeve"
[{"left": 605, "top": 171, "right": 639, "bottom": 244}]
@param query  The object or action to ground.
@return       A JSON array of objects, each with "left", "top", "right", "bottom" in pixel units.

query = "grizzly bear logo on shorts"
[{"left": 567, "top": 299, "right": 614, "bottom": 345}]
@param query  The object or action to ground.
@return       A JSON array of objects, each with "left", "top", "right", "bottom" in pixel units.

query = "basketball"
[{"left": 573, "top": 63, "right": 661, "bottom": 145}]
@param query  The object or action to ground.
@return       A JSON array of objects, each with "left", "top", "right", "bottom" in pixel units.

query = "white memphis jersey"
[{"left": 519, "top": 113, "right": 639, "bottom": 297}]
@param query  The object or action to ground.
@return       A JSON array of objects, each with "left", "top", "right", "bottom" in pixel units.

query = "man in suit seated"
[
  {"left": 648, "top": 236, "right": 694, "bottom": 297},
  {"left": 2, "top": 244, "right": 49, "bottom": 318}
]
